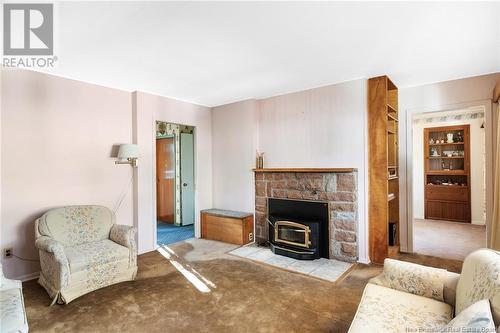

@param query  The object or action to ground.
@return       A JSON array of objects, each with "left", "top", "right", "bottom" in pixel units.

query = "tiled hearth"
[
  {"left": 254, "top": 169, "right": 358, "bottom": 262},
  {"left": 229, "top": 244, "right": 353, "bottom": 282}
]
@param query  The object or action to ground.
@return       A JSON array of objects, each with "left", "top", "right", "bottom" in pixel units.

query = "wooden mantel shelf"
[{"left": 252, "top": 168, "right": 356, "bottom": 173}]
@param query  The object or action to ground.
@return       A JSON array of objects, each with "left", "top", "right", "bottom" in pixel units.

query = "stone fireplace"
[{"left": 254, "top": 169, "right": 358, "bottom": 262}]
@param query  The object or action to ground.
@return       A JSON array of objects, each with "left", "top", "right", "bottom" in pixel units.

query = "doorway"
[
  {"left": 410, "top": 108, "right": 487, "bottom": 260},
  {"left": 155, "top": 121, "right": 195, "bottom": 245}
]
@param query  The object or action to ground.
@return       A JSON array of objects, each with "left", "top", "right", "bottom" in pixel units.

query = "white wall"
[
  {"left": 134, "top": 92, "right": 212, "bottom": 254},
  {"left": 399, "top": 72, "right": 500, "bottom": 252},
  {"left": 1, "top": 70, "right": 134, "bottom": 279},
  {"left": 211, "top": 100, "right": 258, "bottom": 213},
  {"left": 412, "top": 115, "right": 486, "bottom": 224}
]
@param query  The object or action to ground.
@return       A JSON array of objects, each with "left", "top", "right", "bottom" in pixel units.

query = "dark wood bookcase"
[{"left": 424, "top": 125, "right": 471, "bottom": 223}]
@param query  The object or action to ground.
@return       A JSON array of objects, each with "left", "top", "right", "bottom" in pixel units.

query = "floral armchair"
[
  {"left": 349, "top": 249, "right": 500, "bottom": 332},
  {"left": 35, "top": 205, "right": 137, "bottom": 305}
]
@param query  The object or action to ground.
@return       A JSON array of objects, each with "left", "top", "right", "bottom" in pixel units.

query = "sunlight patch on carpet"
[{"left": 157, "top": 245, "right": 215, "bottom": 293}]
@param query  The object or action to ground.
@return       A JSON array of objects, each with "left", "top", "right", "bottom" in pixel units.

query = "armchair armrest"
[
  {"left": 443, "top": 271, "right": 460, "bottom": 307},
  {"left": 110, "top": 224, "right": 137, "bottom": 267},
  {"left": 35, "top": 236, "right": 68, "bottom": 265},
  {"left": 35, "top": 236, "right": 70, "bottom": 294},
  {"left": 110, "top": 224, "right": 136, "bottom": 249},
  {"left": 369, "top": 259, "right": 452, "bottom": 303}
]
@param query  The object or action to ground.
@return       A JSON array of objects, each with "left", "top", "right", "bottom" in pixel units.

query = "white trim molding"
[{"left": 403, "top": 100, "right": 493, "bottom": 254}]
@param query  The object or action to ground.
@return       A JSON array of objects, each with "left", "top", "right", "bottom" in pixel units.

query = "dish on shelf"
[{"left": 427, "top": 182, "right": 467, "bottom": 187}]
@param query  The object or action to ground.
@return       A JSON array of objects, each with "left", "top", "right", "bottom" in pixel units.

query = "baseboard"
[
  {"left": 16, "top": 271, "right": 40, "bottom": 282},
  {"left": 357, "top": 256, "right": 370, "bottom": 264},
  {"left": 138, "top": 245, "right": 157, "bottom": 255},
  {"left": 471, "top": 219, "right": 486, "bottom": 225}
]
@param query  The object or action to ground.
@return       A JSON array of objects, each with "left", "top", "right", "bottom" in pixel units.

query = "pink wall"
[
  {"left": 3, "top": 68, "right": 497, "bottom": 276},
  {"left": 133, "top": 92, "right": 212, "bottom": 253},
  {"left": 211, "top": 100, "right": 258, "bottom": 213},
  {"left": 211, "top": 81, "right": 370, "bottom": 262},
  {"left": 1, "top": 70, "right": 134, "bottom": 278},
  {"left": 0, "top": 70, "right": 213, "bottom": 279}
]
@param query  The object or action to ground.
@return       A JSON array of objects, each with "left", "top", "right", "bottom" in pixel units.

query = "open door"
[
  {"left": 180, "top": 132, "right": 195, "bottom": 225},
  {"left": 156, "top": 137, "right": 175, "bottom": 223}
]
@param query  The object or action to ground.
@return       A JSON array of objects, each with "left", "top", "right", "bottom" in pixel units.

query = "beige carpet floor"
[
  {"left": 22, "top": 239, "right": 463, "bottom": 333},
  {"left": 414, "top": 219, "right": 486, "bottom": 261}
]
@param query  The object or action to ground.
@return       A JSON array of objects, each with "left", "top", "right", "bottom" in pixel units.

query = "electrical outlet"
[
  {"left": 249, "top": 233, "right": 253, "bottom": 242},
  {"left": 4, "top": 248, "right": 12, "bottom": 258}
]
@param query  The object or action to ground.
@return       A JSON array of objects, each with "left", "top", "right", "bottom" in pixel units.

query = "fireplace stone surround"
[{"left": 254, "top": 169, "right": 358, "bottom": 262}]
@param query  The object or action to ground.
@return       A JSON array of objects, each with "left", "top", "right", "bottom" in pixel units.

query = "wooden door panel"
[
  {"left": 425, "top": 201, "right": 470, "bottom": 222},
  {"left": 156, "top": 138, "right": 175, "bottom": 223},
  {"left": 425, "top": 186, "right": 469, "bottom": 202}
]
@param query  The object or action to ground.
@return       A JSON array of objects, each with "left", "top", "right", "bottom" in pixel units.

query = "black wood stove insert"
[{"left": 267, "top": 198, "right": 329, "bottom": 260}]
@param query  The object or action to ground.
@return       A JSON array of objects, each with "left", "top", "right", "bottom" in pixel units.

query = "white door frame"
[
  {"left": 403, "top": 99, "right": 494, "bottom": 253},
  {"left": 180, "top": 132, "right": 195, "bottom": 226},
  {"left": 152, "top": 121, "right": 198, "bottom": 247}
]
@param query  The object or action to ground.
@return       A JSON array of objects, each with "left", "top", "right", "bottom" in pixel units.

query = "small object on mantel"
[
  {"left": 201, "top": 209, "right": 254, "bottom": 246},
  {"left": 255, "top": 151, "right": 264, "bottom": 169}
]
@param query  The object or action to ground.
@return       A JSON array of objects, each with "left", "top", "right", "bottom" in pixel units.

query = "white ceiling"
[{"left": 41, "top": 1, "right": 500, "bottom": 107}]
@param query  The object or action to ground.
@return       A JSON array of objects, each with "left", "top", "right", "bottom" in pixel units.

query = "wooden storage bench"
[{"left": 201, "top": 209, "right": 254, "bottom": 245}]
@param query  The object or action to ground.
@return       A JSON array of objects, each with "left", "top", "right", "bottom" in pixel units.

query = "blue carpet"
[{"left": 157, "top": 222, "right": 194, "bottom": 245}]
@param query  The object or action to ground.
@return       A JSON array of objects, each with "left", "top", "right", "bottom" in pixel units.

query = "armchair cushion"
[
  {"left": 64, "top": 240, "right": 130, "bottom": 273},
  {"left": 442, "top": 299, "right": 495, "bottom": 332},
  {"left": 348, "top": 283, "right": 453, "bottom": 333},
  {"left": 369, "top": 259, "right": 448, "bottom": 302}
]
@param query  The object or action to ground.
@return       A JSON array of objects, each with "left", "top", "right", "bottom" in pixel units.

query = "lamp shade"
[{"left": 117, "top": 144, "right": 139, "bottom": 159}]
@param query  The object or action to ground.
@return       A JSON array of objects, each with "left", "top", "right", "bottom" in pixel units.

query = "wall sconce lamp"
[{"left": 115, "top": 144, "right": 139, "bottom": 167}]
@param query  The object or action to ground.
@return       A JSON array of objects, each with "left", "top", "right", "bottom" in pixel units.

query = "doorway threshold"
[{"left": 157, "top": 222, "right": 195, "bottom": 245}]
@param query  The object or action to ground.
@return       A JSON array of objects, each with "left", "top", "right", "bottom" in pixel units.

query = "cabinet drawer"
[
  {"left": 425, "top": 186, "right": 468, "bottom": 202},
  {"left": 425, "top": 201, "right": 470, "bottom": 222}
]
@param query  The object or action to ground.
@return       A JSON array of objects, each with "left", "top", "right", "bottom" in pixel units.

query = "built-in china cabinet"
[{"left": 424, "top": 125, "right": 471, "bottom": 223}]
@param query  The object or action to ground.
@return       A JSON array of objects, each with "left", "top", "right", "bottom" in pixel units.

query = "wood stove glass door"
[{"left": 274, "top": 221, "right": 311, "bottom": 248}]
